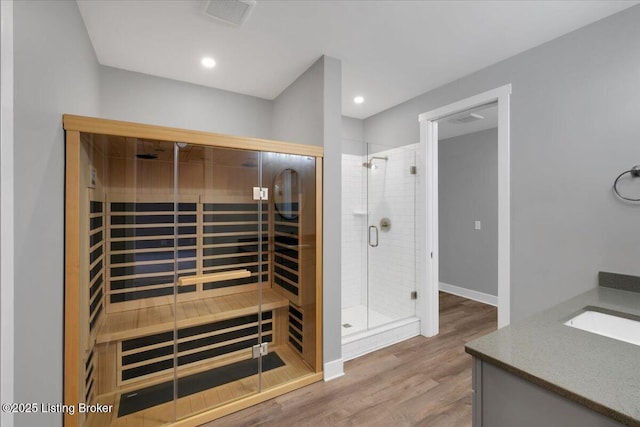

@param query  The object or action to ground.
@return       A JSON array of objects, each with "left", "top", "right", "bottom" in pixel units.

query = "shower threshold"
[
  {"left": 341, "top": 305, "right": 394, "bottom": 337},
  {"left": 342, "top": 317, "right": 421, "bottom": 361}
]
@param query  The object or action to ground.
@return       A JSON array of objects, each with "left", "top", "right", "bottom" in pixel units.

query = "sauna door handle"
[
  {"left": 178, "top": 269, "right": 251, "bottom": 286},
  {"left": 369, "top": 225, "right": 379, "bottom": 247}
]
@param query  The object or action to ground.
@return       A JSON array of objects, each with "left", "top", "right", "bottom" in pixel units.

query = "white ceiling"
[{"left": 77, "top": 1, "right": 637, "bottom": 120}]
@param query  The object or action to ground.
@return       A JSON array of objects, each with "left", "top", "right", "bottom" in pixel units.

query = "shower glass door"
[{"left": 365, "top": 143, "right": 417, "bottom": 330}]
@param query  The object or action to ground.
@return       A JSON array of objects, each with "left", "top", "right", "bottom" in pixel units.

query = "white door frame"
[{"left": 418, "top": 84, "right": 511, "bottom": 336}]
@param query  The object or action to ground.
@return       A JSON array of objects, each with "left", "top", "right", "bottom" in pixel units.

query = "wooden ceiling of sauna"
[{"left": 92, "top": 134, "right": 259, "bottom": 167}]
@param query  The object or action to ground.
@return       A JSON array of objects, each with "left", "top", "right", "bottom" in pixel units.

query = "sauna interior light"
[
  {"left": 354, "top": 96, "right": 364, "bottom": 104},
  {"left": 201, "top": 57, "right": 217, "bottom": 68}
]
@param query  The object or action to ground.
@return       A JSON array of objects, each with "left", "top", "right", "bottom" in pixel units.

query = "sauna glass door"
[
  {"left": 89, "top": 135, "right": 183, "bottom": 427},
  {"left": 174, "top": 144, "right": 266, "bottom": 420}
]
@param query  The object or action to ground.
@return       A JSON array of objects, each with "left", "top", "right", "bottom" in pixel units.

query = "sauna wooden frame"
[{"left": 64, "top": 115, "right": 324, "bottom": 427}]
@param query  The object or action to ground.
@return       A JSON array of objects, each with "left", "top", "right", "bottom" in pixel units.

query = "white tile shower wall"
[
  {"left": 341, "top": 153, "right": 367, "bottom": 309},
  {"left": 367, "top": 144, "right": 417, "bottom": 321}
]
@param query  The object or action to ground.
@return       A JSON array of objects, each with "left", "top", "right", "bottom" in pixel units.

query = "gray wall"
[
  {"left": 322, "top": 57, "right": 343, "bottom": 369},
  {"left": 342, "top": 116, "right": 365, "bottom": 155},
  {"left": 13, "top": 1, "right": 100, "bottom": 426},
  {"left": 0, "top": 1, "right": 14, "bottom": 424},
  {"left": 439, "top": 128, "right": 498, "bottom": 296},
  {"left": 342, "top": 116, "right": 364, "bottom": 142},
  {"left": 272, "top": 59, "right": 324, "bottom": 146},
  {"left": 105, "top": 55, "right": 345, "bottom": 369},
  {"left": 11, "top": 5, "right": 344, "bottom": 426},
  {"left": 365, "top": 5, "right": 640, "bottom": 322},
  {"left": 102, "top": 54, "right": 347, "bottom": 379},
  {"left": 273, "top": 56, "right": 343, "bottom": 370},
  {"left": 100, "top": 66, "right": 273, "bottom": 139}
]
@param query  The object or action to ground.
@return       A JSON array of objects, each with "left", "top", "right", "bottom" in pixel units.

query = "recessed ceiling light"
[
  {"left": 354, "top": 96, "right": 364, "bottom": 104},
  {"left": 201, "top": 57, "right": 216, "bottom": 69}
]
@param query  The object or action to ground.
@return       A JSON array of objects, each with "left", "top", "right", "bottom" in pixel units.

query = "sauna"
[{"left": 64, "top": 115, "right": 323, "bottom": 427}]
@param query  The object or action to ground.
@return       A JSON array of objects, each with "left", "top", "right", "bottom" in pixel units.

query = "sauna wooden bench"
[{"left": 96, "top": 289, "right": 288, "bottom": 344}]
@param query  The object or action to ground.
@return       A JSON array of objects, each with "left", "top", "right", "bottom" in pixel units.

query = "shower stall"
[{"left": 341, "top": 141, "right": 419, "bottom": 360}]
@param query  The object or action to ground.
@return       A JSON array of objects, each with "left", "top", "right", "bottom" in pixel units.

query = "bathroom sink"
[{"left": 564, "top": 309, "right": 640, "bottom": 346}]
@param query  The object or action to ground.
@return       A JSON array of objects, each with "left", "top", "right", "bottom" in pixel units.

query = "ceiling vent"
[
  {"left": 448, "top": 113, "right": 484, "bottom": 124},
  {"left": 204, "top": 0, "right": 256, "bottom": 26}
]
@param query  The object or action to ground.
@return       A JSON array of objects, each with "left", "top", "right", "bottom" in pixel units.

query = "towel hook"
[{"left": 613, "top": 165, "right": 640, "bottom": 202}]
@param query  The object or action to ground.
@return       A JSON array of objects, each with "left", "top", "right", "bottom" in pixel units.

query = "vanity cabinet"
[{"left": 472, "top": 358, "right": 623, "bottom": 427}]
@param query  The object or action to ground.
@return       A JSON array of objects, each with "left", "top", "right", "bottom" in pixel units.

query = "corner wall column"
[{"left": 0, "top": 1, "right": 15, "bottom": 426}]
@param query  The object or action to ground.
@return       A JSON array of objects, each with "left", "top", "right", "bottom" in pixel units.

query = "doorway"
[{"left": 418, "top": 85, "right": 511, "bottom": 336}]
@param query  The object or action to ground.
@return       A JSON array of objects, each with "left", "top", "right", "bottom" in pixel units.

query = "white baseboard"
[
  {"left": 323, "top": 358, "right": 344, "bottom": 381},
  {"left": 440, "top": 282, "right": 498, "bottom": 306}
]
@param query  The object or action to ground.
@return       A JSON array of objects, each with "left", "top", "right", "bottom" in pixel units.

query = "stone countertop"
[{"left": 465, "top": 286, "right": 640, "bottom": 426}]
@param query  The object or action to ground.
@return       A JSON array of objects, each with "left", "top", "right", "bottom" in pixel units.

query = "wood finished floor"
[{"left": 203, "top": 292, "right": 497, "bottom": 427}]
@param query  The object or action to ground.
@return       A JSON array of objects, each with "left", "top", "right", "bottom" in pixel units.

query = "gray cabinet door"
[{"left": 473, "top": 358, "right": 623, "bottom": 427}]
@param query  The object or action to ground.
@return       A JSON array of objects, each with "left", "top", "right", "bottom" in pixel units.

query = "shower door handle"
[{"left": 369, "top": 225, "right": 379, "bottom": 247}]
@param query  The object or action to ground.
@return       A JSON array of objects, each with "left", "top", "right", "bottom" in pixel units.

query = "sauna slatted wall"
[
  {"left": 86, "top": 200, "right": 104, "bottom": 405},
  {"left": 288, "top": 304, "right": 304, "bottom": 355},
  {"left": 273, "top": 203, "right": 301, "bottom": 305},
  {"left": 119, "top": 311, "right": 274, "bottom": 385},
  {"left": 201, "top": 202, "right": 269, "bottom": 293},
  {"left": 272, "top": 204, "right": 308, "bottom": 357},
  {"left": 106, "top": 200, "right": 271, "bottom": 311},
  {"left": 89, "top": 200, "right": 105, "bottom": 335},
  {"left": 84, "top": 349, "right": 96, "bottom": 404},
  {"left": 107, "top": 201, "right": 198, "bottom": 312}
]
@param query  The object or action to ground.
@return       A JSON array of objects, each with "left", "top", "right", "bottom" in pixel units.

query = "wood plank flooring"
[{"left": 203, "top": 292, "right": 497, "bottom": 427}]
